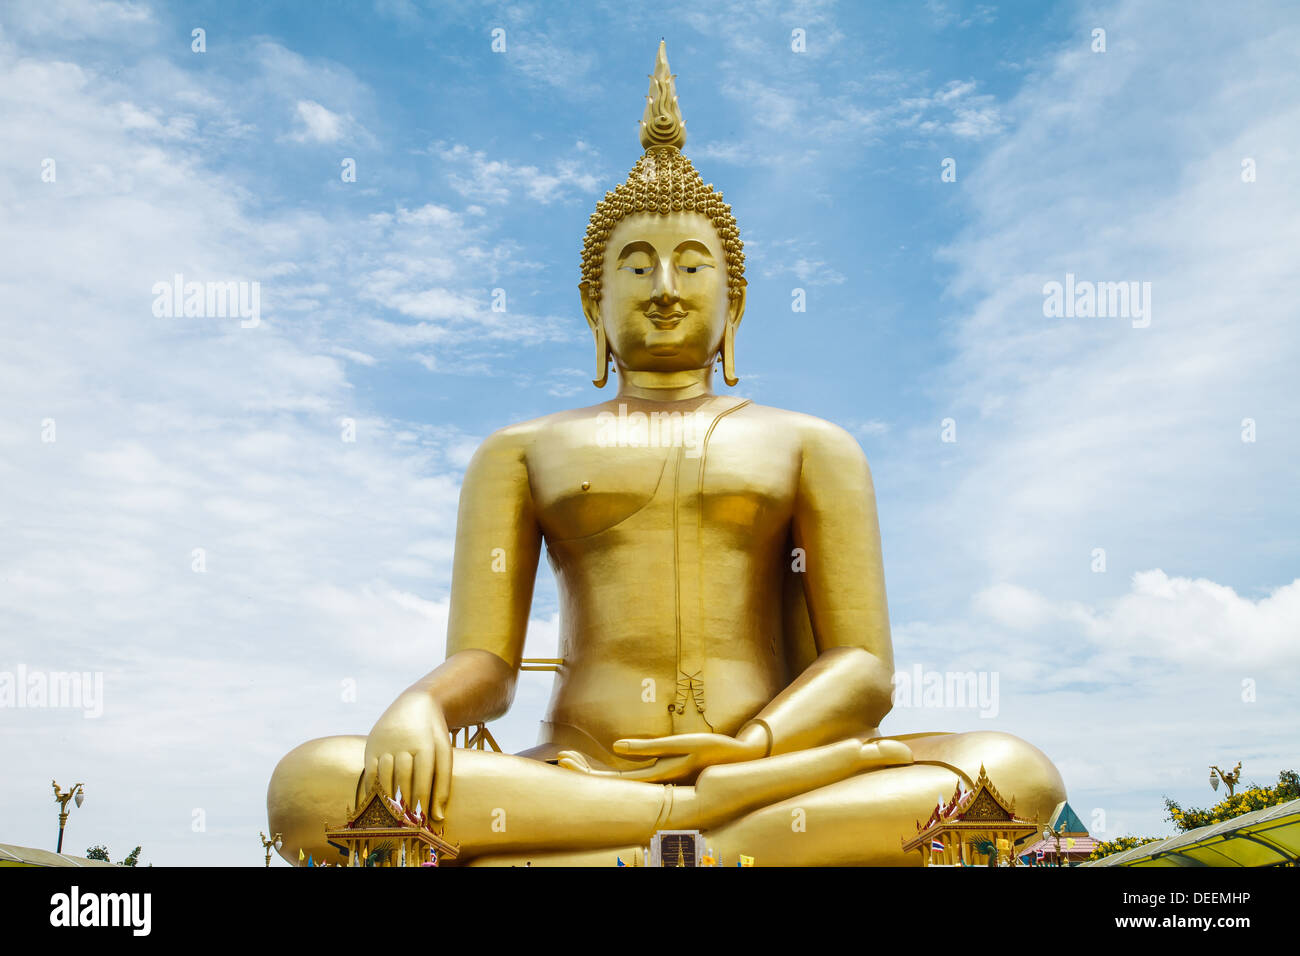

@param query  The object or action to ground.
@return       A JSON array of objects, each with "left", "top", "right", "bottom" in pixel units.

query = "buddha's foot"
[
  {"left": 555, "top": 750, "right": 598, "bottom": 774},
  {"left": 663, "top": 736, "right": 914, "bottom": 831},
  {"left": 860, "top": 737, "right": 914, "bottom": 769}
]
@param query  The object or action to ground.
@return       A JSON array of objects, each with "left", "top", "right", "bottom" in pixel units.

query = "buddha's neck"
[{"left": 615, "top": 366, "right": 715, "bottom": 402}]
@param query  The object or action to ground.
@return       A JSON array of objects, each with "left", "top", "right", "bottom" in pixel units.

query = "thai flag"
[{"left": 930, "top": 839, "right": 944, "bottom": 852}]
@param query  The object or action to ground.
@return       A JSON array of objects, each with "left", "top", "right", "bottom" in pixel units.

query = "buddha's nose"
[{"left": 652, "top": 259, "right": 678, "bottom": 303}]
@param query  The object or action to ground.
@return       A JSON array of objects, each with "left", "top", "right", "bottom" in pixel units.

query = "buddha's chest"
[{"left": 529, "top": 410, "right": 800, "bottom": 543}]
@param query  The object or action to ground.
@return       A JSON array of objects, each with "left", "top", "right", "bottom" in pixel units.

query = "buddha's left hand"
[{"left": 558, "top": 732, "right": 764, "bottom": 783}]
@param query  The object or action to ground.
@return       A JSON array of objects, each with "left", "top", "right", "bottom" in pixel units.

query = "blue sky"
[{"left": 1, "top": 0, "right": 1297, "bottom": 866}]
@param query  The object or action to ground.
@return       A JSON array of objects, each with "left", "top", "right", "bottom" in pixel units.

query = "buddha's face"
[{"left": 582, "top": 210, "right": 744, "bottom": 375}]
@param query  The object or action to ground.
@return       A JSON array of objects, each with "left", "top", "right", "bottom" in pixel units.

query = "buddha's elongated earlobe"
[
  {"left": 722, "top": 323, "right": 738, "bottom": 386},
  {"left": 721, "top": 278, "right": 745, "bottom": 387},
  {"left": 580, "top": 279, "right": 609, "bottom": 388},
  {"left": 592, "top": 323, "right": 609, "bottom": 388}
]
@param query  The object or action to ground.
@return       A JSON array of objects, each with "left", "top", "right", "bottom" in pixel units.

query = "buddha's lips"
[{"left": 647, "top": 311, "right": 686, "bottom": 328}]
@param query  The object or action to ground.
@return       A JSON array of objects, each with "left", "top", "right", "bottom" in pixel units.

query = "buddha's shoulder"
[
  {"left": 734, "top": 403, "right": 870, "bottom": 457},
  {"left": 466, "top": 404, "right": 612, "bottom": 457}
]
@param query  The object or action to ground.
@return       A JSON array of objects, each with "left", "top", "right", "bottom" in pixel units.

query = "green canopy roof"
[
  {"left": 1085, "top": 797, "right": 1300, "bottom": 867},
  {"left": 0, "top": 842, "right": 120, "bottom": 867}
]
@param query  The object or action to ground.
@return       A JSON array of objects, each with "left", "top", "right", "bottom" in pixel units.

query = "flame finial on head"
[{"left": 640, "top": 40, "right": 686, "bottom": 150}]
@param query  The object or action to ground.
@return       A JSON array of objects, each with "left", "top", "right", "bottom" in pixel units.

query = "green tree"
[
  {"left": 1088, "top": 835, "right": 1161, "bottom": 863},
  {"left": 84, "top": 843, "right": 144, "bottom": 866},
  {"left": 1164, "top": 769, "right": 1298, "bottom": 833}
]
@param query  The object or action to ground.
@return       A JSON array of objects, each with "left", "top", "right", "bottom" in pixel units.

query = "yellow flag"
[
  {"left": 739, "top": 854, "right": 755, "bottom": 867},
  {"left": 1066, "top": 837, "right": 1076, "bottom": 850},
  {"left": 298, "top": 847, "right": 305, "bottom": 862}
]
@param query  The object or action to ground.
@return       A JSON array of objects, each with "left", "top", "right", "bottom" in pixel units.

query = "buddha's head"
[{"left": 579, "top": 42, "right": 746, "bottom": 387}]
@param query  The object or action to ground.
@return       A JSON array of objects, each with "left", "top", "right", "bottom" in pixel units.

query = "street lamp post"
[
  {"left": 260, "top": 831, "right": 283, "bottom": 867},
  {"left": 1209, "top": 762, "right": 1242, "bottom": 798},
  {"left": 1042, "top": 822, "right": 1066, "bottom": 867},
  {"left": 52, "top": 780, "right": 85, "bottom": 854}
]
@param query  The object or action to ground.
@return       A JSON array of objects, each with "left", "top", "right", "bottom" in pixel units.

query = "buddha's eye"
[
  {"left": 679, "top": 263, "right": 714, "bottom": 275},
  {"left": 621, "top": 265, "right": 654, "bottom": 276}
]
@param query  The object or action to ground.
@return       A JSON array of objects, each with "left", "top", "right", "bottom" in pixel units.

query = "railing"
[
  {"left": 450, "top": 723, "right": 502, "bottom": 752},
  {"left": 446, "top": 659, "right": 565, "bottom": 752}
]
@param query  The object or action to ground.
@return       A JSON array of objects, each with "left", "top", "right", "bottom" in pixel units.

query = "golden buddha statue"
[{"left": 267, "top": 42, "right": 1066, "bottom": 866}]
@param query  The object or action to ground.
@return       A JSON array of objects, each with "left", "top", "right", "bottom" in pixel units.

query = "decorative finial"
[{"left": 640, "top": 40, "right": 686, "bottom": 150}]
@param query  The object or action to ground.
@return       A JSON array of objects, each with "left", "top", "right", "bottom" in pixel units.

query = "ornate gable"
[
  {"left": 953, "top": 764, "right": 1019, "bottom": 820},
  {"left": 352, "top": 790, "right": 403, "bottom": 830},
  {"left": 962, "top": 789, "right": 1012, "bottom": 821}
]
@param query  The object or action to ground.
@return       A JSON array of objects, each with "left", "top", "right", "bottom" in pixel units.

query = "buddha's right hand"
[{"left": 359, "top": 690, "right": 452, "bottom": 822}]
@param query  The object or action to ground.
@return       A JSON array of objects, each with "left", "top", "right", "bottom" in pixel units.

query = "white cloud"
[
  {"left": 1092, "top": 571, "right": 1300, "bottom": 670},
  {"left": 289, "top": 99, "right": 345, "bottom": 143},
  {"left": 849, "top": 419, "right": 891, "bottom": 439},
  {"left": 897, "top": 80, "right": 1004, "bottom": 139},
  {"left": 973, "top": 572, "right": 1300, "bottom": 673},
  {"left": 488, "top": 13, "right": 596, "bottom": 92},
  {"left": 436, "top": 142, "right": 602, "bottom": 204},
  {"left": 925, "top": 0, "right": 997, "bottom": 30},
  {"left": 396, "top": 203, "right": 462, "bottom": 228},
  {"left": 709, "top": 57, "right": 1004, "bottom": 163},
  {"left": 545, "top": 368, "right": 589, "bottom": 397},
  {"left": 753, "top": 238, "right": 848, "bottom": 286},
  {"left": 330, "top": 346, "right": 378, "bottom": 366},
  {"left": 5, "top": 0, "right": 152, "bottom": 37}
]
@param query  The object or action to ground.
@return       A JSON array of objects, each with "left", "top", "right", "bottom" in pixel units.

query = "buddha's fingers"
[
  {"left": 613, "top": 734, "right": 711, "bottom": 757},
  {"left": 598, "top": 765, "right": 673, "bottom": 782},
  {"left": 557, "top": 750, "right": 672, "bottom": 782},
  {"left": 602, "top": 756, "right": 694, "bottom": 783},
  {"left": 394, "top": 752, "right": 414, "bottom": 807},
  {"left": 412, "top": 748, "right": 434, "bottom": 819},
  {"left": 432, "top": 733, "right": 452, "bottom": 821},
  {"left": 355, "top": 759, "right": 376, "bottom": 806},
  {"left": 378, "top": 752, "right": 396, "bottom": 800}
]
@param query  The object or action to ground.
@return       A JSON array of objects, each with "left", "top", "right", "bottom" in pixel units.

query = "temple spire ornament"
[{"left": 640, "top": 40, "right": 687, "bottom": 150}]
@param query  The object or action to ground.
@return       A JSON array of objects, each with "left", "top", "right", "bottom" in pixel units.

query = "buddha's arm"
[
  {"left": 362, "top": 428, "right": 541, "bottom": 816},
  {"left": 739, "top": 422, "right": 895, "bottom": 756},
  {"left": 416, "top": 426, "right": 543, "bottom": 724}
]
